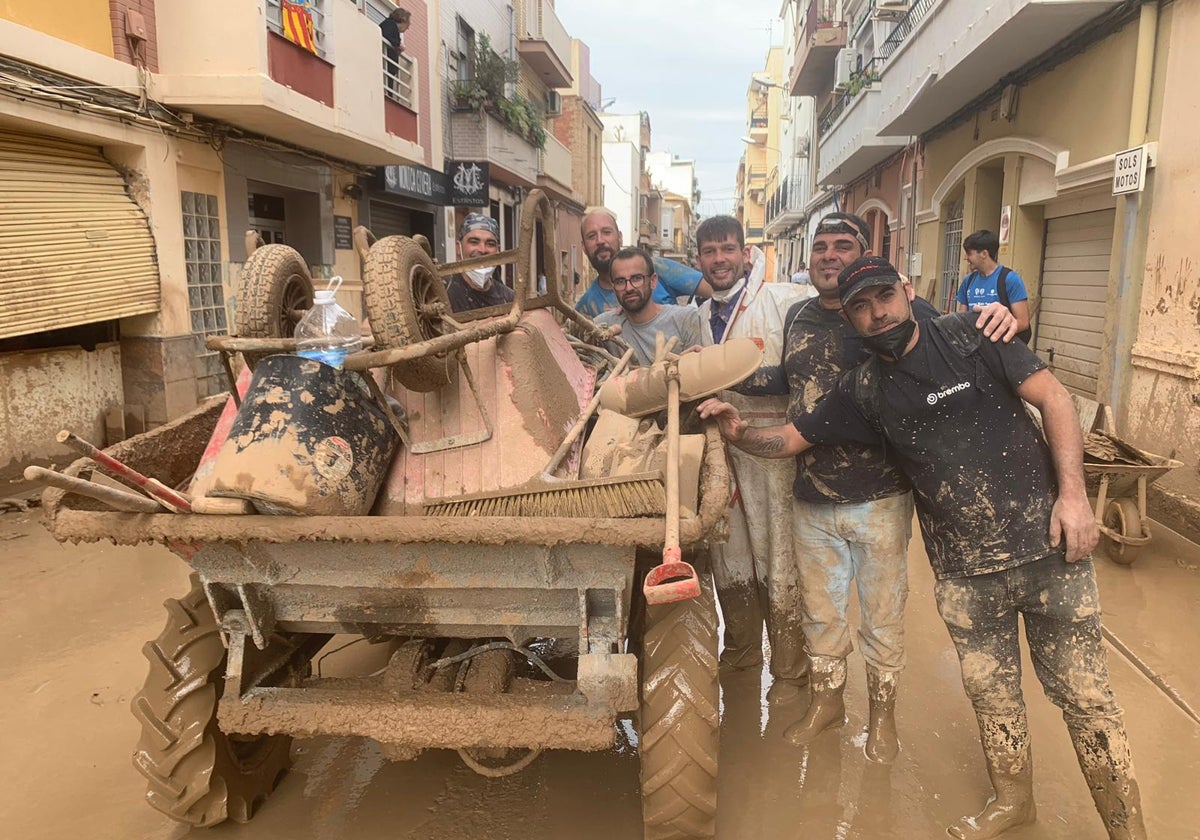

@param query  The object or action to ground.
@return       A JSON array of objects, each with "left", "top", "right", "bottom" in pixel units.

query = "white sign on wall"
[{"left": 1112, "top": 146, "right": 1148, "bottom": 195}]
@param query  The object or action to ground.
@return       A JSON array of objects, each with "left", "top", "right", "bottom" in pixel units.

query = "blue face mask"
[{"left": 862, "top": 317, "right": 917, "bottom": 361}]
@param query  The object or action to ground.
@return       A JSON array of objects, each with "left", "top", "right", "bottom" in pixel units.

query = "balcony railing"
[
  {"left": 519, "top": 0, "right": 573, "bottom": 88},
  {"left": 876, "top": 0, "right": 935, "bottom": 61},
  {"left": 819, "top": 57, "right": 883, "bottom": 134},
  {"left": 382, "top": 38, "right": 415, "bottom": 110}
]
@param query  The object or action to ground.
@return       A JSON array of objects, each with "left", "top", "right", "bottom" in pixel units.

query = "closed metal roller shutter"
[
  {"left": 0, "top": 128, "right": 159, "bottom": 339},
  {"left": 368, "top": 200, "right": 412, "bottom": 238},
  {"left": 1034, "top": 208, "right": 1116, "bottom": 398}
]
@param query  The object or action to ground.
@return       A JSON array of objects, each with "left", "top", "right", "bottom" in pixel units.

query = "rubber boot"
[
  {"left": 766, "top": 677, "right": 805, "bottom": 703},
  {"left": 1067, "top": 725, "right": 1148, "bottom": 840},
  {"left": 864, "top": 667, "right": 899, "bottom": 764},
  {"left": 784, "top": 655, "right": 845, "bottom": 746},
  {"left": 948, "top": 712, "right": 1036, "bottom": 839}
]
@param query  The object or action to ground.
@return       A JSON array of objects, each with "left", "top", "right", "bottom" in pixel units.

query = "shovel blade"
[{"left": 643, "top": 560, "right": 700, "bottom": 605}]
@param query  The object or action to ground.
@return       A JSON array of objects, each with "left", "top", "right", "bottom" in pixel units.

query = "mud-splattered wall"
[
  {"left": 1126, "top": 0, "right": 1200, "bottom": 507},
  {"left": 0, "top": 344, "right": 121, "bottom": 477}
]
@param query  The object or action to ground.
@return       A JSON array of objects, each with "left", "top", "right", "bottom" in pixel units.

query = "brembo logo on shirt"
[{"left": 926, "top": 382, "right": 971, "bottom": 405}]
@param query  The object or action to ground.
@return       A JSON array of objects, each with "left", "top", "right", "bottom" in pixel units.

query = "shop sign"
[
  {"left": 446, "top": 160, "right": 490, "bottom": 207},
  {"left": 380, "top": 164, "right": 449, "bottom": 205},
  {"left": 1112, "top": 146, "right": 1147, "bottom": 195},
  {"left": 333, "top": 215, "right": 353, "bottom": 250}
]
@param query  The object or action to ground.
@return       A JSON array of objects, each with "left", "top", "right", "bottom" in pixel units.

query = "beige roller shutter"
[
  {"left": 368, "top": 199, "right": 413, "bottom": 238},
  {"left": 0, "top": 128, "right": 159, "bottom": 339},
  {"left": 1034, "top": 208, "right": 1116, "bottom": 398}
]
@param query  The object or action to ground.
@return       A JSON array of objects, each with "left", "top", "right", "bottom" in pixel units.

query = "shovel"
[{"left": 642, "top": 359, "right": 701, "bottom": 605}]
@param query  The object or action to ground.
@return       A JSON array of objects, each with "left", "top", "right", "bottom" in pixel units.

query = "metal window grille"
[
  {"left": 182, "top": 191, "right": 228, "bottom": 398},
  {"left": 940, "top": 199, "right": 965, "bottom": 313},
  {"left": 266, "top": 0, "right": 328, "bottom": 59}
]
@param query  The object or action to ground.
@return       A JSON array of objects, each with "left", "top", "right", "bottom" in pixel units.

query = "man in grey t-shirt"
[{"left": 593, "top": 246, "right": 702, "bottom": 365}]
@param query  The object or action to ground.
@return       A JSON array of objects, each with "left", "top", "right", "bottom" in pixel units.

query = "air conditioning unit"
[
  {"left": 875, "top": 0, "right": 909, "bottom": 20},
  {"left": 545, "top": 90, "right": 562, "bottom": 116},
  {"left": 834, "top": 48, "right": 856, "bottom": 90}
]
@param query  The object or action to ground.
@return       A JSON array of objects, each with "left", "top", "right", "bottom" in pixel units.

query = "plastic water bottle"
[{"left": 294, "top": 277, "right": 362, "bottom": 369}]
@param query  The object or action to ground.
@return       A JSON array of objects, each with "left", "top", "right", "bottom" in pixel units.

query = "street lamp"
[{"left": 750, "top": 74, "right": 784, "bottom": 90}]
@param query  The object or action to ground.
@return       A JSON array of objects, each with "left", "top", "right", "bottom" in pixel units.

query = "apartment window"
[
  {"left": 452, "top": 17, "right": 475, "bottom": 82},
  {"left": 266, "top": 0, "right": 328, "bottom": 59},
  {"left": 182, "top": 191, "right": 228, "bottom": 398}
]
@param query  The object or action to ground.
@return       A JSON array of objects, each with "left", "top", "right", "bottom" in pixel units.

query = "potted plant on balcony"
[{"left": 474, "top": 33, "right": 518, "bottom": 106}]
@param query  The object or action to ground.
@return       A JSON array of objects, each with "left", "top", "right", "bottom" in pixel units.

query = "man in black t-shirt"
[{"left": 699, "top": 257, "right": 1146, "bottom": 840}]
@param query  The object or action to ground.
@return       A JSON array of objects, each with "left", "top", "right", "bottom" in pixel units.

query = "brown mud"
[{"left": 4, "top": 509, "right": 1199, "bottom": 839}]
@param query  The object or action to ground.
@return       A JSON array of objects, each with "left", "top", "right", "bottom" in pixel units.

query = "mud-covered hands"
[
  {"left": 973, "top": 302, "right": 1018, "bottom": 343},
  {"left": 1050, "top": 491, "right": 1100, "bottom": 562},
  {"left": 697, "top": 399, "right": 812, "bottom": 458}
]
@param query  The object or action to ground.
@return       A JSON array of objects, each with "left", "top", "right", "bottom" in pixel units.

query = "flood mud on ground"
[{"left": 2, "top": 508, "right": 1199, "bottom": 840}]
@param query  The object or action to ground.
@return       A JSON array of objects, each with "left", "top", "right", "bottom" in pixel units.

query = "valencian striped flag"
[{"left": 282, "top": 0, "right": 318, "bottom": 54}]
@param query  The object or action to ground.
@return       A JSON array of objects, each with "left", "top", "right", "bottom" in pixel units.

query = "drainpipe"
[{"left": 1105, "top": 0, "right": 1159, "bottom": 423}]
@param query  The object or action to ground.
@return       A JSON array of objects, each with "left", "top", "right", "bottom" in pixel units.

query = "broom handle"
[
  {"left": 540, "top": 347, "right": 637, "bottom": 477},
  {"left": 56, "top": 430, "right": 193, "bottom": 512},
  {"left": 664, "top": 363, "right": 681, "bottom": 553},
  {"left": 24, "top": 466, "right": 165, "bottom": 514}
]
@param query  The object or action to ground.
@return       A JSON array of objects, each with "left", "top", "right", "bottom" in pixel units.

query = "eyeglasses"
[{"left": 612, "top": 273, "right": 650, "bottom": 289}]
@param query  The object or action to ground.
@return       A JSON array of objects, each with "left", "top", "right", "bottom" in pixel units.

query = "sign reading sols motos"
[
  {"left": 446, "top": 160, "right": 490, "bottom": 207},
  {"left": 1112, "top": 146, "right": 1148, "bottom": 195}
]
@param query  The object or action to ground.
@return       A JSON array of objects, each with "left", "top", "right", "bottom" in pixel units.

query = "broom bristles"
[{"left": 424, "top": 474, "right": 666, "bottom": 518}]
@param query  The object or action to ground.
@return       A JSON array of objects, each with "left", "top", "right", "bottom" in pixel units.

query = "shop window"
[{"left": 182, "top": 191, "right": 228, "bottom": 398}]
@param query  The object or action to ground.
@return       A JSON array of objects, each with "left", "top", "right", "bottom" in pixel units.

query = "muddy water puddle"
[{"left": 3, "top": 512, "right": 1200, "bottom": 839}]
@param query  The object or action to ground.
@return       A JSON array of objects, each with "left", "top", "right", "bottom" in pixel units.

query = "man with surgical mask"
[
  {"left": 694, "top": 215, "right": 810, "bottom": 702},
  {"left": 446, "top": 213, "right": 514, "bottom": 313}
]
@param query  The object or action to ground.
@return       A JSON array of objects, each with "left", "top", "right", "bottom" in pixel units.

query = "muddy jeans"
[
  {"left": 934, "top": 553, "right": 1125, "bottom": 735},
  {"left": 710, "top": 447, "right": 807, "bottom": 680},
  {"left": 790, "top": 493, "right": 913, "bottom": 672}
]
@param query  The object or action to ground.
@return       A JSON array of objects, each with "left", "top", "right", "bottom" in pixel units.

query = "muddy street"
[{"left": 2, "top": 507, "right": 1198, "bottom": 840}]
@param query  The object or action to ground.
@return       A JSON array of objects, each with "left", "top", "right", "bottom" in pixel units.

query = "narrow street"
[{"left": 2, "top": 504, "right": 1197, "bottom": 840}]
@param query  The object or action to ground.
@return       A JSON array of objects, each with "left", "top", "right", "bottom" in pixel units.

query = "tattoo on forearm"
[{"left": 738, "top": 430, "right": 786, "bottom": 457}]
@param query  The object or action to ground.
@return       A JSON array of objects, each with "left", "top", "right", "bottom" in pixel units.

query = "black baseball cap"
[{"left": 838, "top": 256, "right": 902, "bottom": 305}]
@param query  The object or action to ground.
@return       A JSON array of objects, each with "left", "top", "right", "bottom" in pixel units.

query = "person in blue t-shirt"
[
  {"left": 575, "top": 207, "right": 711, "bottom": 318},
  {"left": 956, "top": 229, "right": 1032, "bottom": 343}
]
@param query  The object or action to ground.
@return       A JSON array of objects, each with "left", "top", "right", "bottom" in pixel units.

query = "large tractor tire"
[
  {"left": 639, "top": 567, "right": 720, "bottom": 839},
  {"left": 363, "top": 235, "right": 455, "bottom": 392},
  {"left": 236, "top": 244, "right": 314, "bottom": 369},
  {"left": 130, "top": 576, "right": 292, "bottom": 827}
]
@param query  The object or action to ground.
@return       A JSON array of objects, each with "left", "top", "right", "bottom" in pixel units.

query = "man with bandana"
[
  {"left": 700, "top": 255, "right": 1146, "bottom": 840},
  {"left": 693, "top": 215, "right": 810, "bottom": 702},
  {"left": 575, "top": 207, "right": 711, "bottom": 318},
  {"left": 446, "top": 213, "right": 513, "bottom": 313}
]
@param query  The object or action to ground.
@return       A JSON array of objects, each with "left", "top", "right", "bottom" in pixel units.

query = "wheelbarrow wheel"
[
  {"left": 130, "top": 576, "right": 292, "bottom": 827},
  {"left": 638, "top": 562, "right": 719, "bottom": 839},
  {"left": 1103, "top": 498, "right": 1143, "bottom": 566},
  {"left": 236, "top": 244, "right": 314, "bottom": 369},
  {"left": 363, "top": 235, "right": 455, "bottom": 392}
]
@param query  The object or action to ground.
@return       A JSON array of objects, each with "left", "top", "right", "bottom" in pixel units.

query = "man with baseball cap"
[
  {"left": 699, "top": 256, "right": 1147, "bottom": 840},
  {"left": 446, "top": 213, "right": 513, "bottom": 313}
]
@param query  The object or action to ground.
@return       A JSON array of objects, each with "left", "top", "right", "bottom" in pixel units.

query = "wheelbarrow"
[{"left": 1084, "top": 429, "right": 1182, "bottom": 566}]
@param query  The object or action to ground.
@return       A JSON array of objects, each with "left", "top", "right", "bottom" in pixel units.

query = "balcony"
[
  {"left": 877, "top": 0, "right": 1124, "bottom": 135},
  {"left": 749, "top": 111, "right": 770, "bottom": 140},
  {"left": 449, "top": 109, "right": 538, "bottom": 186},
  {"left": 764, "top": 177, "right": 808, "bottom": 235},
  {"left": 537, "top": 133, "right": 575, "bottom": 199},
  {"left": 817, "top": 66, "right": 909, "bottom": 186},
  {"left": 153, "top": 0, "right": 424, "bottom": 165},
  {"left": 789, "top": 1, "right": 848, "bottom": 97},
  {"left": 518, "top": 0, "right": 573, "bottom": 89}
]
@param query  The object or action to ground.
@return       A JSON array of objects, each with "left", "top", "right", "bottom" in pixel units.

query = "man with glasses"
[
  {"left": 592, "top": 247, "right": 702, "bottom": 365},
  {"left": 575, "top": 207, "right": 711, "bottom": 318}
]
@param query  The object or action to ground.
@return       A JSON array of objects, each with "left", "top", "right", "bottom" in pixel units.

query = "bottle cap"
[{"left": 313, "top": 290, "right": 335, "bottom": 304}]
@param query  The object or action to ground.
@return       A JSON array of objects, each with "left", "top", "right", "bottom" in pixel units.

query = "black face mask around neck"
[{"left": 862, "top": 318, "right": 917, "bottom": 361}]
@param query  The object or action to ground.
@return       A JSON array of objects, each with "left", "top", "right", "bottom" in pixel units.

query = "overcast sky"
[{"left": 555, "top": 0, "right": 786, "bottom": 219}]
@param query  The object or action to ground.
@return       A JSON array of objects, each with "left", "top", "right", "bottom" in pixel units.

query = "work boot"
[
  {"left": 1068, "top": 724, "right": 1148, "bottom": 840},
  {"left": 766, "top": 677, "right": 805, "bottom": 703},
  {"left": 864, "top": 667, "right": 899, "bottom": 764},
  {"left": 948, "top": 712, "right": 1036, "bottom": 839},
  {"left": 784, "top": 655, "right": 845, "bottom": 746}
]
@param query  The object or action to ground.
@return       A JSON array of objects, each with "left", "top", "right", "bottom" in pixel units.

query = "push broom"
[{"left": 423, "top": 346, "right": 668, "bottom": 518}]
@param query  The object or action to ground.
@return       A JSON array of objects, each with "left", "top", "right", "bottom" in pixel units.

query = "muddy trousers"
[
  {"left": 935, "top": 554, "right": 1146, "bottom": 838},
  {"left": 790, "top": 493, "right": 912, "bottom": 671},
  {"left": 710, "top": 447, "right": 807, "bottom": 681}
]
